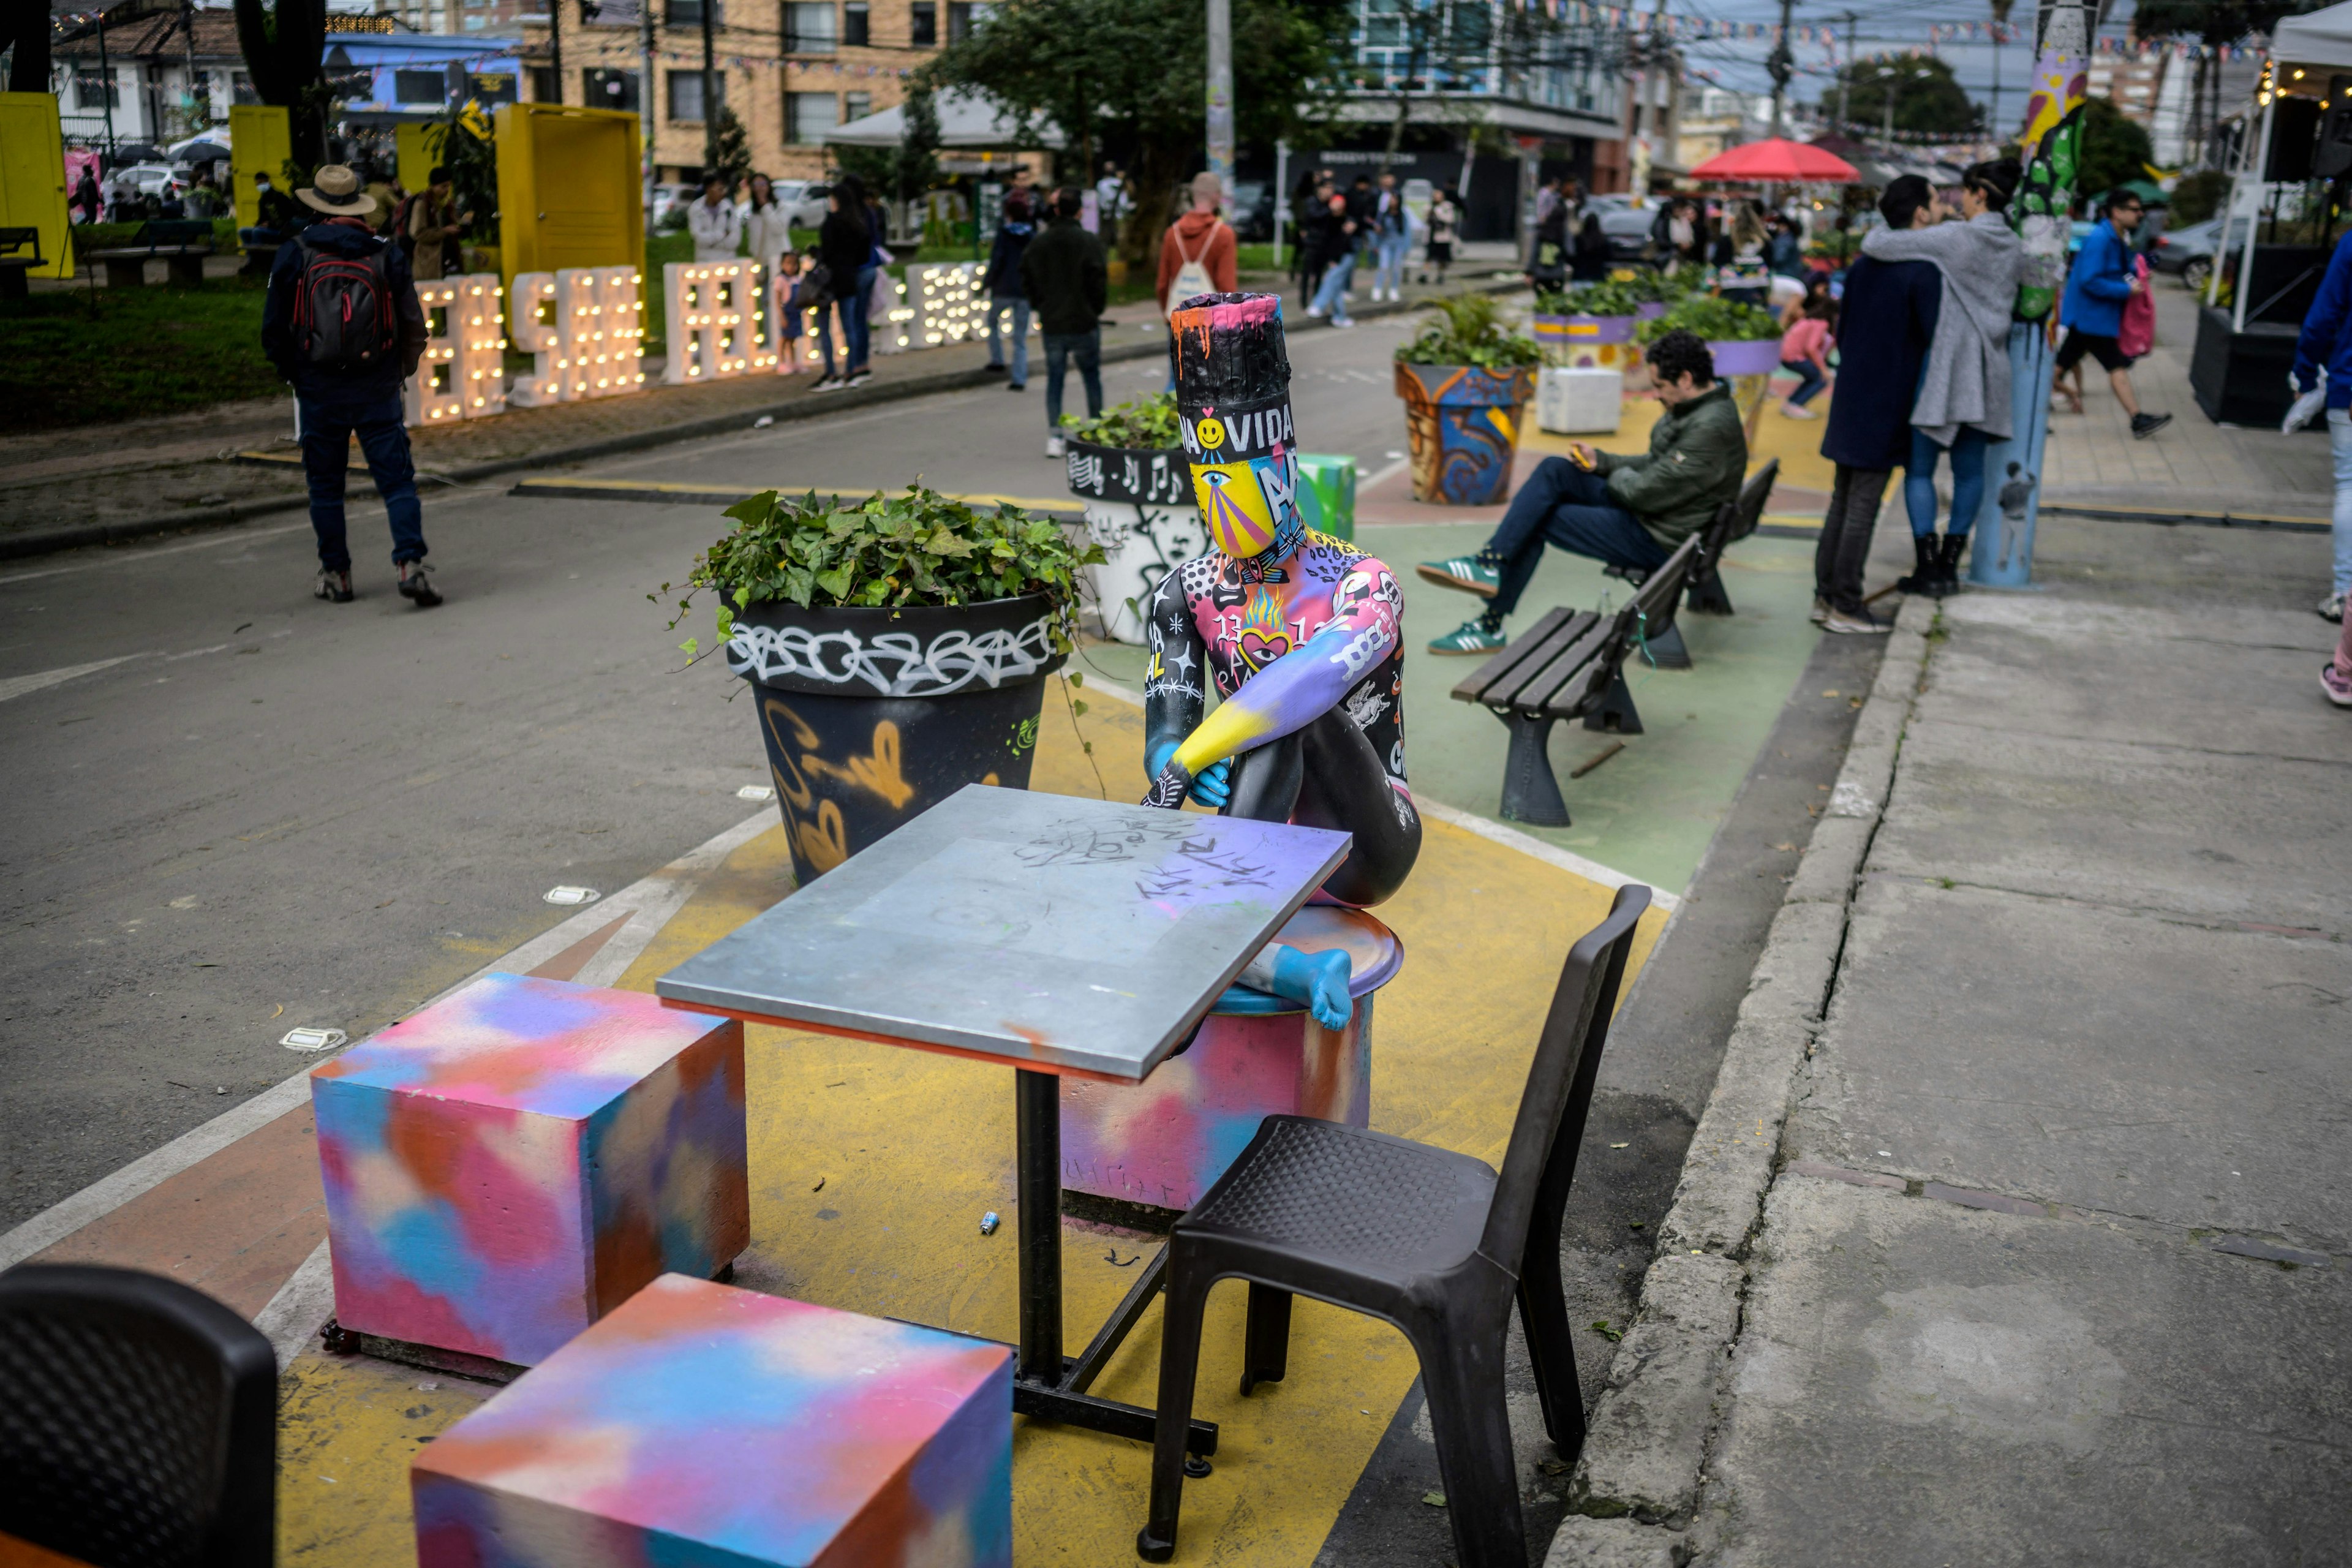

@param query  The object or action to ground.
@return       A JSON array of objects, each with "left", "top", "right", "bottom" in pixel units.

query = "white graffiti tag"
[
  {"left": 726, "top": 615, "right": 1057, "bottom": 696},
  {"left": 1327, "top": 622, "right": 1391, "bottom": 681}
]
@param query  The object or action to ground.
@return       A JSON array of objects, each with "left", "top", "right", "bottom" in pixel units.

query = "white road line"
[
  {"left": 0, "top": 655, "right": 138, "bottom": 704},
  {"left": 252, "top": 1240, "right": 336, "bottom": 1370},
  {"left": 0, "top": 807, "right": 777, "bottom": 1273}
]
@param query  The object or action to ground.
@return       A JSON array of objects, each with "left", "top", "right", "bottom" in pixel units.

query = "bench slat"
[
  {"left": 1516, "top": 618, "right": 1618, "bottom": 716},
  {"left": 1448, "top": 605, "right": 1578, "bottom": 704},
  {"left": 1484, "top": 611, "right": 1602, "bottom": 710}
]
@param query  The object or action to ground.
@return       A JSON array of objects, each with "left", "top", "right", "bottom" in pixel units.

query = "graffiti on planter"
[
  {"left": 759, "top": 697, "right": 892, "bottom": 875},
  {"left": 1066, "top": 443, "right": 1188, "bottom": 508},
  {"left": 729, "top": 616, "right": 1056, "bottom": 697},
  {"left": 1008, "top": 715, "right": 1039, "bottom": 756}
]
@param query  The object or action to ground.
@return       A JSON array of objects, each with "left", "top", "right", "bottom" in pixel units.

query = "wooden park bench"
[
  {"left": 84, "top": 219, "right": 214, "bottom": 288},
  {"left": 1450, "top": 530, "right": 1702, "bottom": 827},
  {"left": 0, "top": 228, "right": 41, "bottom": 299},
  {"left": 1683, "top": 456, "right": 1779, "bottom": 620}
]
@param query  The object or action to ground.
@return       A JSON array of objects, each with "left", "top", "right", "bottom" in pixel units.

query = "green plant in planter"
[
  {"left": 1634, "top": 295, "right": 1782, "bottom": 345},
  {"left": 662, "top": 484, "right": 1103, "bottom": 657},
  {"left": 1064, "top": 391, "right": 1182, "bottom": 448},
  {"left": 1393, "top": 291, "right": 1544, "bottom": 371},
  {"left": 1561, "top": 276, "right": 1653, "bottom": 316}
]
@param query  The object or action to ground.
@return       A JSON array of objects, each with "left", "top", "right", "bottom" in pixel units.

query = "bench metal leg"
[
  {"left": 166, "top": 254, "right": 207, "bottom": 287},
  {"left": 0, "top": 268, "right": 26, "bottom": 301},
  {"left": 1583, "top": 672, "right": 1643, "bottom": 735},
  {"left": 1685, "top": 565, "right": 1734, "bottom": 616},
  {"left": 1640, "top": 620, "right": 1692, "bottom": 670},
  {"left": 102, "top": 258, "right": 147, "bottom": 290},
  {"left": 1497, "top": 710, "right": 1570, "bottom": 827}
]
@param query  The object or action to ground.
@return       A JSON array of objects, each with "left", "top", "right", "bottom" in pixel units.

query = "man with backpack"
[
  {"left": 1156, "top": 172, "right": 1238, "bottom": 387},
  {"left": 261, "top": 165, "right": 435, "bottom": 608}
]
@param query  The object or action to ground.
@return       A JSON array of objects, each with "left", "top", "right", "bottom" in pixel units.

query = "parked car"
[
  {"left": 2149, "top": 216, "right": 2246, "bottom": 293},
  {"left": 1227, "top": 179, "right": 1275, "bottom": 241},
  {"left": 767, "top": 178, "right": 830, "bottom": 230},
  {"left": 1597, "top": 204, "right": 1659, "bottom": 263},
  {"left": 650, "top": 182, "right": 696, "bottom": 228}
]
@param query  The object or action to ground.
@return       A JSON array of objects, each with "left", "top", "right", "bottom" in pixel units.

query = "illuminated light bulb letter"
[
  {"left": 508, "top": 273, "right": 564, "bottom": 406},
  {"left": 403, "top": 280, "right": 466, "bottom": 427}
]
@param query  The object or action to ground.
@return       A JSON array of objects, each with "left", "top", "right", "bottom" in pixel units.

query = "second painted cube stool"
[
  {"left": 413, "top": 1273, "right": 1014, "bottom": 1567},
  {"left": 311, "top": 971, "right": 748, "bottom": 1368},
  {"left": 1059, "top": 905, "right": 1402, "bottom": 1215}
]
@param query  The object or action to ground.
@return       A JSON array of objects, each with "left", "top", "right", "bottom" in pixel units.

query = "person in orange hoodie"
[{"left": 1156, "top": 172, "right": 1240, "bottom": 388}]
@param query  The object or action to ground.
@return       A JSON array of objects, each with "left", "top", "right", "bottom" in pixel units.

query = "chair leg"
[
  {"left": 1416, "top": 1327, "right": 1528, "bottom": 1568},
  {"left": 1240, "top": 1283, "right": 1292, "bottom": 1395},
  {"left": 1137, "top": 1255, "right": 1214, "bottom": 1562},
  {"left": 1583, "top": 672, "right": 1643, "bottom": 734},
  {"left": 1497, "top": 710, "right": 1569, "bottom": 826}
]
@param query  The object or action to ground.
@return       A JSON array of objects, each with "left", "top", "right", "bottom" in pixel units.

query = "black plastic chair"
[
  {"left": 1136, "top": 884, "right": 1651, "bottom": 1566},
  {"left": 0, "top": 1263, "right": 276, "bottom": 1568}
]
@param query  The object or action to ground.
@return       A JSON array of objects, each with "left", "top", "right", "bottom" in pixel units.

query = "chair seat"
[{"left": 1176, "top": 1116, "right": 1496, "bottom": 1286}]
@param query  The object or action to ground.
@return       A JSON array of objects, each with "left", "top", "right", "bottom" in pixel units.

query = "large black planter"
[{"left": 726, "top": 595, "right": 1068, "bottom": 885}]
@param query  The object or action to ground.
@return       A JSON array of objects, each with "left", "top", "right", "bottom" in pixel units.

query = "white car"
[{"left": 767, "top": 179, "right": 829, "bottom": 230}]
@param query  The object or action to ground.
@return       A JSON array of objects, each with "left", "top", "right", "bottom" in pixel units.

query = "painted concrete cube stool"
[
  {"left": 1060, "top": 905, "right": 1403, "bottom": 1215},
  {"left": 412, "top": 1273, "right": 1014, "bottom": 1568},
  {"left": 311, "top": 972, "right": 748, "bottom": 1368}
]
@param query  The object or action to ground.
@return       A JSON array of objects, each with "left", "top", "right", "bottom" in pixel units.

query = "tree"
[
  {"left": 1834, "top": 54, "right": 1984, "bottom": 140},
  {"left": 2136, "top": 0, "right": 2323, "bottom": 167},
  {"left": 918, "top": 0, "right": 1351, "bottom": 272},
  {"left": 2076, "top": 96, "right": 2155, "bottom": 205},
  {"left": 233, "top": 0, "right": 328, "bottom": 170},
  {"left": 707, "top": 107, "right": 752, "bottom": 192}
]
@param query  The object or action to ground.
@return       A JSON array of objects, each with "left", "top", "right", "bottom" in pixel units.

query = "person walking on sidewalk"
[
  {"left": 1860, "top": 157, "right": 2024, "bottom": 598},
  {"left": 2291, "top": 224, "right": 2352, "bottom": 623},
  {"left": 260, "top": 166, "right": 434, "bottom": 608},
  {"left": 1022, "top": 186, "right": 1107, "bottom": 459},
  {"left": 2056, "top": 189, "right": 2171, "bottom": 439},
  {"left": 983, "top": 167, "right": 1039, "bottom": 388},
  {"left": 811, "top": 177, "right": 874, "bottom": 388},
  {"left": 1812, "top": 175, "right": 1944, "bottom": 635},
  {"left": 1416, "top": 330, "right": 1747, "bottom": 654},
  {"left": 1420, "top": 189, "right": 1457, "bottom": 285},
  {"left": 1369, "top": 170, "right": 1411, "bottom": 303},
  {"left": 1306, "top": 191, "right": 1361, "bottom": 326}
]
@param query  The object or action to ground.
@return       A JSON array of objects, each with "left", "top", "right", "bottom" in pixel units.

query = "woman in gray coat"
[{"left": 1858, "top": 159, "right": 2023, "bottom": 595}]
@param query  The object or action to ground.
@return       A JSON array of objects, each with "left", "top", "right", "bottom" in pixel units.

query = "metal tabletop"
[{"left": 655, "top": 785, "right": 1352, "bottom": 1080}]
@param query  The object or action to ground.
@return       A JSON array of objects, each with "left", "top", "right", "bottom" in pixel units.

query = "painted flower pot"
[
  {"left": 1395, "top": 362, "right": 1539, "bottom": 507},
  {"left": 1551, "top": 313, "right": 1637, "bottom": 370},
  {"left": 1065, "top": 439, "right": 1200, "bottom": 645},
  {"left": 1707, "top": 337, "right": 1785, "bottom": 378},
  {"left": 727, "top": 595, "right": 1067, "bottom": 884},
  {"left": 1635, "top": 300, "right": 1669, "bottom": 321}
]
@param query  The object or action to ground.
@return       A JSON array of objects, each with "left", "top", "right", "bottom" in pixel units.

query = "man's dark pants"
[
  {"left": 1815, "top": 464, "right": 1891, "bottom": 616},
  {"left": 1487, "top": 455, "right": 1669, "bottom": 618},
  {"left": 298, "top": 388, "right": 426, "bottom": 573},
  {"left": 1041, "top": 328, "right": 1102, "bottom": 431}
]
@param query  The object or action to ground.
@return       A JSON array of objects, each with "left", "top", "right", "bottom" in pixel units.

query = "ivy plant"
[
  {"left": 1064, "top": 391, "right": 1183, "bottom": 448},
  {"left": 1393, "top": 290, "right": 1544, "bottom": 371},
  {"left": 1634, "top": 294, "right": 1783, "bottom": 345},
  {"left": 660, "top": 484, "right": 1103, "bottom": 658}
]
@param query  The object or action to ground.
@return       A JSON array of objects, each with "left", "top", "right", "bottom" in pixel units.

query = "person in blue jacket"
[
  {"left": 2291, "top": 227, "right": 2352, "bottom": 624},
  {"left": 2056, "top": 188, "right": 2170, "bottom": 439}
]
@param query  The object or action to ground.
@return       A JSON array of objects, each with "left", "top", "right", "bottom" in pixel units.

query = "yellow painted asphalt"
[{"left": 277, "top": 682, "right": 1667, "bottom": 1563}]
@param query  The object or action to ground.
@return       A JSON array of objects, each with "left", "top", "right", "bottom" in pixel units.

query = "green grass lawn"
[{"left": 0, "top": 277, "right": 284, "bottom": 429}]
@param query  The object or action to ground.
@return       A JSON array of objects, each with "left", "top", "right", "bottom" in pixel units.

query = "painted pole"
[
  {"left": 1205, "top": 0, "right": 1234, "bottom": 209},
  {"left": 1969, "top": 0, "right": 2091, "bottom": 589}
]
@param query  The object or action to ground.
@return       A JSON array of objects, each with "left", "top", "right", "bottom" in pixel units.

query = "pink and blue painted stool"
[
  {"left": 311, "top": 971, "right": 748, "bottom": 1371},
  {"left": 1059, "top": 905, "right": 1403, "bottom": 1216},
  {"left": 412, "top": 1273, "right": 1014, "bottom": 1568}
]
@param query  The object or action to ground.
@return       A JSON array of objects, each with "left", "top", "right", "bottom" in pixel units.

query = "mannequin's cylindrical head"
[{"left": 1169, "top": 292, "right": 1303, "bottom": 562}]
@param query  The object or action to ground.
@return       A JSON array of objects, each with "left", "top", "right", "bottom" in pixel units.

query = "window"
[
  {"left": 666, "top": 0, "right": 723, "bottom": 24},
  {"left": 586, "top": 67, "right": 639, "bottom": 110},
  {"left": 785, "top": 90, "right": 836, "bottom": 144},
  {"left": 909, "top": 1, "right": 935, "bottom": 45},
  {"left": 75, "top": 67, "right": 119, "bottom": 108},
  {"left": 581, "top": 0, "right": 640, "bottom": 23},
  {"left": 531, "top": 66, "right": 561, "bottom": 102},
  {"left": 947, "top": 1, "right": 991, "bottom": 42},
  {"left": 393, "top": 68, "right": 445, "bottom": 106},
  {"left": 843, "top": 91, "right": 870, "bottom": 123},
  {"left": 842, "top": 2, "right": 867, "bottom": 44},
  {"left": 786, "top": 2, "right": 835, "bottom": 51},
  {"left": 669, "top": 69, "right": 726, "bottom": 121}
]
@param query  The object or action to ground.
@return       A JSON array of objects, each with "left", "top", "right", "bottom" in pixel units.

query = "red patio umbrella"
[{"left": 1687, "top": 138, "right": 1861, "bottom": 184}]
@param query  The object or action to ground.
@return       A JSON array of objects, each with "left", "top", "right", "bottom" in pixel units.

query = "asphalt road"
[{"left": 0, "top": 309, "right": 1432, "bottom": 1231}]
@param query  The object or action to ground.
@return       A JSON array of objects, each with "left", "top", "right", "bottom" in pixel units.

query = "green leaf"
[
  {"left": 1070, "top": 699, "right": 1088, "bottom": 718},
  {"left": 1066, "top": 671, "right": 1084, "bottom": 688},
  {"left": 679, "top": 636, "right": 699, "bottom": 659},
  {"left": 815, "top": 565, "right": 854, "bottom": 600},
  {"left": 722, "top": 489, "right": 778, "bottom": 526}
]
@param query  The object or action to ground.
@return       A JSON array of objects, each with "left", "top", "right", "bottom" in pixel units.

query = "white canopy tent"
[
  {"left": 2211, "top": 2, "right": 2352, "bottom": 328},
  {"left": 2272, "top": 0, "right": 2352, "bottom": 71},
  {"left": 825, "top": 90, "right": 1064, "bottom": 149}
]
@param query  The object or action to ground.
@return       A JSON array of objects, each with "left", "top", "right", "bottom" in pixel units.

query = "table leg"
[{"left": 1014, "top": 1067, "right": 1063, "bottom": 1384}]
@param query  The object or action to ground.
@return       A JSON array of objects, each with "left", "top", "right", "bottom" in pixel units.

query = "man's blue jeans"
[
  {"left": 987, "top": 294, "right": 1030, "bottom": 385},
  {"left": 298, "top": 390, "right": 425, "bottom": 571},
  {"left": 1375, "top": 232, "right": 1409, "bottom": 293},
  {"left": 1042, "top": 329, "right": 1102, "bottom": 431},
  {"left": 1486, "top": 456, "right": 1668, "bottom": 618},
  {"left": 1310, "top": 249, "right": 1357, "bottom": 317}
]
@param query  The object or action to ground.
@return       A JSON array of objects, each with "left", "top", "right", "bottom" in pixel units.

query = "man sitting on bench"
[{"left": 1417, "top": 328, "right": 1748, "bottom": 654}]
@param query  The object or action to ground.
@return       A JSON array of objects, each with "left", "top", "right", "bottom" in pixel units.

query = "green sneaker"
[
  {"left": 1415, "top": 556, "right": 1501, "bottom": 597},
  {"left": 1428, "top": 619, "right": 1507, "bottom": 655}
]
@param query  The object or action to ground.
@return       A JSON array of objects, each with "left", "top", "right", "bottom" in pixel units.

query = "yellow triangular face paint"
[{"left": 1194, "top": 464, "right": 1279, "bottom": 559}]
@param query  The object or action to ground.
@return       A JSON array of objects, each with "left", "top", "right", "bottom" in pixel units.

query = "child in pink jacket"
[{"left": 1779, "top": 297, "right": 1836, "bottom": 420}]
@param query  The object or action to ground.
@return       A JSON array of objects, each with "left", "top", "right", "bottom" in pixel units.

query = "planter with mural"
[
  {"left": 1064, "top": 428, "right": 1199, "bottom": 646},
  {"left": 1392, "top": 294, "right": 1545, "bottom": 507}
]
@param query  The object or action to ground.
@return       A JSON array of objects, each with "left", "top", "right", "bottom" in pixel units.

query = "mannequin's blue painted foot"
[{"left": 1270, "top": 945, "right": 1353, "bottom": 1031}]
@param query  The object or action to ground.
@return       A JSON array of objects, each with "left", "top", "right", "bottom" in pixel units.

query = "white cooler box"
[{"left": 1536, "top": 366, "right": 1623, "bottom": 435}]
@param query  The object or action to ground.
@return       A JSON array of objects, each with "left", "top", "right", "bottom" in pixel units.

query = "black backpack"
[{"left": 293, "top": 238, "right": 396, "bottom": 372}]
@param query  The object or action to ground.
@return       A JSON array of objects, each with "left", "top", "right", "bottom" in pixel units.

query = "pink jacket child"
[{"left": 1778, "top": 309, "right": 1835, "bottom": 417}]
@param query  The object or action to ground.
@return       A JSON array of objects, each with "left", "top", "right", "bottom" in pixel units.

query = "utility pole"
[
  {"left": 1836, "top": 10, "right": 1856, "bottom": 133},
  {"left": 1205, "top": 0, "right": 1234, "bottom": 208},
  {"left": 548, "top": 0, "right": 564, "bottom": 104},
  {"left": 1766, "top": 0, "right": 1795, "bottom": 139},
  {"left": 699, "top": 0, "right": 717, "bottom": 173},
  {"left": 641, "top": 0, "right": 657, "bottom": 232},
  {"left": 181, "top": 0, "right": 200, "bottom": 135},
  {"left": 94, "top": 9, "right": 118, "bottom": 157}
]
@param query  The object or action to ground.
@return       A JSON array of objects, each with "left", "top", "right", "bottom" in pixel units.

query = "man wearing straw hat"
[{"left": 261, "top": 165, "right": 435, "bottom": 608}]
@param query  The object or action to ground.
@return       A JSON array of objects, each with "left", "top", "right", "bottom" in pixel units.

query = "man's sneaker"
[
  {"left": 1780, "top": 401, "right": 1817, "bottom": 420},
  {"left": 397, "top": 560, "right": 442, "bottom": 608},
  {"left": 2130, "top": 411, "right": 2173, "bottom": 439},
  {"left": 1809, "top": 594, "right": 1830, "bottom": 625},
  {"left": 1007, "top": 379, "right": 1027, "bottom": 391},
  {"left": 315, "top": 568, "right": 353, "bottom": 603},
  {"left": 813, "top": 374, "right": 847, "bottom": 393},
  {"left": 1330, "top": 315, "right": 1356, "bottom": 329},
  {"left": 2319, "top": 590, "right": 2345, "bottom": 624},
  {"left": 2323, "top": 661, "right": 2352, "bottom": 707},
  {"left": 1428, "top": 619, "right": 1507, "bottom": 654},
  {"left": 846, "top": 369, "right": 873, "bottom": 388},
  {"left": 1046, "top": 435, "right": 1066, "bottom": 459},
  {"left": 1305, "top": 303, "right": 1325, "bottom": 318},
  {"left": 1416, "top": 556, "right": 1501, "bottom": 597},
  {"left": 1822, "top": 606, "right": 1890, "bottom": 635}
]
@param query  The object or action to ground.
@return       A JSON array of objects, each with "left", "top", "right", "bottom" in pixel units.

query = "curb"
[
  {"left": 0, "top": 279, "right": 1515, "bottom": 567},
  {"left": 1545, "top": 597, "right": 1935, "bottom": 1565}
]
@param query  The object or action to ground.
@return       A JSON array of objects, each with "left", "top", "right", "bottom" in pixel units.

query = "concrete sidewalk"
[{"left": 1549, "top": 281, "right": 2351, "bottom": 1566}]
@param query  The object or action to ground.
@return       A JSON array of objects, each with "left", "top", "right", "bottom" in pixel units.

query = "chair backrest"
[
  {"left": 1477, "top": 883, "right": 1651, "bottom": 1270},
  {"left": 0, "top": 1264, "right": 276, "bottom": 1568},
  {"left": 1728, "top": 457, "right": 1779, "bottom": 544}
]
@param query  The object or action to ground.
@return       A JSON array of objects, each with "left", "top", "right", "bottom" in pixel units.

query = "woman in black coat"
[
  {"left": 813, "top": 174, "right": 873, "bottom": 387},
  {"left": 1814, "top": 175, "right": 1943, "bottom": 633}
]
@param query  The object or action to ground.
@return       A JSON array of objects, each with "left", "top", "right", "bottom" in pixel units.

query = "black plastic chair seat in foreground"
[
  {"left": 0, "top": 1263, "right": 276, "bottom": 1568},
  {"left": 1137, "top": 883, "right": 1651, "bottom": 1567}
]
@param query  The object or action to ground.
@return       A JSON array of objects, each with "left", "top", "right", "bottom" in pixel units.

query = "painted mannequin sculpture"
[{"left": 1142, "top": 293, "right": 1422, "bottom": 1029}]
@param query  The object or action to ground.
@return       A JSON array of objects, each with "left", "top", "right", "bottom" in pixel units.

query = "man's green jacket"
[{"left": 1593, "top": 380, "right": 1749, "bottom": 546}]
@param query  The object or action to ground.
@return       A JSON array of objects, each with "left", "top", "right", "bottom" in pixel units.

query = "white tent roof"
[
  {"left": 826, "top": 89, "right": 1064, "bottom": 149},
  {"left": 2273, "top": 0, "right": 2352, "bottom": 70}
]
